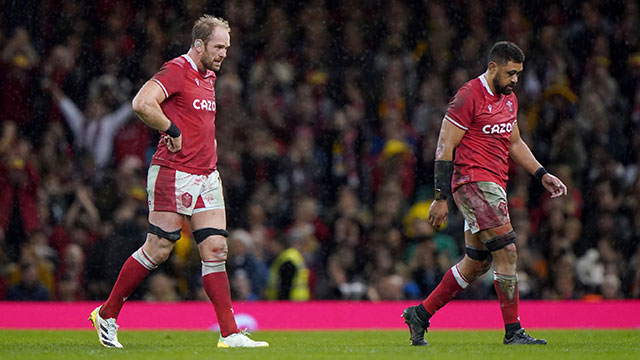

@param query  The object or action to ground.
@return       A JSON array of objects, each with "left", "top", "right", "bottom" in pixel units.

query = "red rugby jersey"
[
  {"left": 150, "top": 54, "right": 218, "bottom": 175},
  {"left": 444, "top": 75, "right": 518, "bottom": 192}
]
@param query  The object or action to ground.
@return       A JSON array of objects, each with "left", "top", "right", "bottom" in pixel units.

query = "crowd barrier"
[{"left": 1, "top": 300, "right": 639, "bottom": 330}]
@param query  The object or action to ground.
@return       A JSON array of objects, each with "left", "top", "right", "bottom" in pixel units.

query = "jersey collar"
[
  {"left": 479, "top": 72, "right": 496, "bottom": 97},
  {"left": 181, "top": 54, "right": 216, "bottom": 79},
  {"left": 181, "top": 54, "right": 198, "bottom": 72}
]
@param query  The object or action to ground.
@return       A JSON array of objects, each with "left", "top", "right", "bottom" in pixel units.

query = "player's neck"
[
  {"left": 482, "top": 71, "right": 497, "bottom": 95},
  {"left": 187, "top": 48, "right": 207, "bottom": 75}
]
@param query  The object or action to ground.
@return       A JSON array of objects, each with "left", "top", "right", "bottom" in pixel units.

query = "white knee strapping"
[
  {"left": 451, "top": 264, "right": 470, "bottom": 289},
  {"left": 132, "top": 247, "right": 159, "bottom": 271},
  {"left": 202, "top": 260, "right": 226, "bottom": 276},
  {"left": 494, "top": 272, "right": 518, "bottom": 301},
  {"left": 493, "top": 272, "right": 518, "bottom": 282}
]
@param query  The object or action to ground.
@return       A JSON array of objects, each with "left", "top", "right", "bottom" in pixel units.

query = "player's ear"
[
  {"left": 194, "top": 39, "right": 204, "bottom": 52},
  {"left": 488, "top": 61, "right": 498, "bottom": 75}
]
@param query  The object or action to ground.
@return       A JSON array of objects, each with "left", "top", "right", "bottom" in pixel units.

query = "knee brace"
[
  {"left": 149, "top": 223, "right": 182, "bottom": 242},
  {"left": 192, "top": 227, "right": 229, "bottom": 244},
  {"left": 483, "top": 230, "right": 516, "bottom": 252},
  {"left": 466, "top": 246, "right": 492, "bottom": 261}
]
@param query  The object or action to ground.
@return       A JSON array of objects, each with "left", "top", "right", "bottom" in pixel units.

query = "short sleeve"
[
  {"left": 151, "top": 62, "right": 184, "bottom": 99},
  {"left": 444, "top": 86, "right": 474, "bottom": 130}
]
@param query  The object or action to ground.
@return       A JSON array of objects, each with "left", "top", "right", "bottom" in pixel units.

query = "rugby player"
[
  {"left": 403, "top": 41, "right": 567, "bottom": 346},
  {"left": 89, "top": 15, "right": 268, "bottom": 349}
]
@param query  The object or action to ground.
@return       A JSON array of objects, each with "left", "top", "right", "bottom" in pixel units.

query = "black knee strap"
[
  {"left": 466, "top": 246, "right": 492, "bottom": 261},
  {"left": 483, "top": 230, "right": 516, "bottom": 252},
  {"left": 149, "top": 223, "right": 182, "bottom": 242},
  {"left": 193, "top": 227, "right": 229, "bottom": 244}
]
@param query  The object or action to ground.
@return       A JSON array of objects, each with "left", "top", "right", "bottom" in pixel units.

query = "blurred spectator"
[
  {"left": 0, "top": 28, "right": 39, "bottom": 138},
  {"left": 601, "top": 273, "right": 622, "bottom": 300},
  {"left": 266, "top": 231, "right": 310, "bottom": 301},
  {"left": 320, "top": 216, "right": 368, "bottom": 300},
  {"left": 144, "top": 272, "right": 179, "bottom": 302},
  {"left": 227, "top": 229, "right": 268, "bottom": 300},
  {"left": 0, "top": 128, "right": 40, "bottom": 262},
  {"left": 6, "top": 245, "right": 53, "bottom": 301},
  {"left": 543, "top": 251, "right": 578, "bottom": 300},
  {"left": 622, "top": 246, "right": 640, "bottom": 298},
  {"left": 406, "top": 239, "right": 445, "bottom": 300},
  {"left": 56, "top": 243, "right": 85, "bottom": 301},
  {"left": 371, "top": 274, "right": 406, "bottom": 301},
  {"left": 43, "top": 78, "right": 134, "bottom": 174}
]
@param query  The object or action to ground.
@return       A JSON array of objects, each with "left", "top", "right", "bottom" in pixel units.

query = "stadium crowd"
[{"left": 1, "top": 0, "right": 640, "bottom": 302}]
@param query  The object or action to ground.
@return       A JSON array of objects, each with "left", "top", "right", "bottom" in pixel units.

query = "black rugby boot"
[
  {"left": 503, "top": 328, "right": 547, "bottom": 345},
  {"left": 402, "top": 305, "right": 430, "bottom": 346}
]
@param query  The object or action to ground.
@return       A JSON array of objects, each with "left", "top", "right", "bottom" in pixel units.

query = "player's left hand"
[
  {"left": 542, "top": 173, "right": 567, "bottom": 198},
  {"left": 163, "top": 134, "right": 182, "bottom": 152}
]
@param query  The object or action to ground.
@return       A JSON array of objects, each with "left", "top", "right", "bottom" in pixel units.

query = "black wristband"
[
  {"left": 534, "top": 167, "right": 548, "bottom": 181},
  {"left": 434, "top": 160, "right": 453, "bottom": 200},
  {"left": 165, "top": 122, "right": 181, "bottom": 138}
]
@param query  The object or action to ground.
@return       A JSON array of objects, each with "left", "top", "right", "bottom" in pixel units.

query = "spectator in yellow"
[{"left": 266, "top": 230, "right": 310, "bottom": 300}]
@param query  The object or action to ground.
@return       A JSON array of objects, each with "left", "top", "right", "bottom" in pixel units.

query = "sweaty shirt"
[
  {"left": 150, "top": 54, "right": 218, "bottom": 175},
  {"left": 444, "top": 74, "right": 518, "bottom": 192}
]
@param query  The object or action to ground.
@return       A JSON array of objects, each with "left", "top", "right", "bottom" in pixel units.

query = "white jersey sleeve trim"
[
  {"left": 152, "top": 78, "right": 169, "bottom": 98},
  {"left": 444, "top": 115, "right": 469, "bottom": 130}
]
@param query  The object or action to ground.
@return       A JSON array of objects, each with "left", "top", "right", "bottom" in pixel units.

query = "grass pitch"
[{"left": 0, "top": 329, "right": 638, "bottom": 360}]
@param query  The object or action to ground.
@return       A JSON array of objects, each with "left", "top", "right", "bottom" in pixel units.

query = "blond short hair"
[{"left": 191, "top": 15, "right": 230, "bottom": 47}]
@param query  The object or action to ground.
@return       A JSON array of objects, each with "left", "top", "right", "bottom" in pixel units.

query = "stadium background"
[{"left": 1, "top": 0, "right": 640, "bottom": 307}]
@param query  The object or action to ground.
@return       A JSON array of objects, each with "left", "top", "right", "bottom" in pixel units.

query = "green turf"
[{"left": 0, "top": 329, "right": 638, "bottom": 360}]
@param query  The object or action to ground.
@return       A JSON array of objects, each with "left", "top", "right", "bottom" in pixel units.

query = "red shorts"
[
  {"left": 452, "top": 181, "right": 510, "bottom": 233},
  {"left": 146, "top": 165, "right": 225, "bottom": 216}
]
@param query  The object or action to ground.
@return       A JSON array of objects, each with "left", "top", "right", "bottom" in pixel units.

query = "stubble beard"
[
  {"left": 493, "top": 76, "right": 514, "bottom": 95},
  {"left": 202, "top": 51, "right": 220, "bottom": 71}
]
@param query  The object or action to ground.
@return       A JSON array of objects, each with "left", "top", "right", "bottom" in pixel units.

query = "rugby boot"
[
  {"left": 89, "top": 305, "right": 123, "bottom": 348},
  {"left": 217, "top": 331, "right": 269, "bottom": 348},
  {"left": 503, "top": 328, "right": 547, "bottom": 345},
  {"left": 402, "top": 305, "right": 430, "bottom": 346}
]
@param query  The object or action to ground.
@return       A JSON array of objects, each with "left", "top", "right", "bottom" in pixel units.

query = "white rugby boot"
[
  {"left": 217, "top": 331, "right": 269, "bottom": 348},
  {"left": 88, "top": 305, "right": 123, "bottom": 348}
]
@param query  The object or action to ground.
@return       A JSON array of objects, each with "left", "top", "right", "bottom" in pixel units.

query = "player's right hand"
[
  {"left": 163, "top": 134, "right": 182, "bottom": 152},
  {"left": 428, "top": 199, "right": 449, "bottom": 227}
]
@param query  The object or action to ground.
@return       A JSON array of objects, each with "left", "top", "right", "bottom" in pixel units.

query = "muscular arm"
[
  {"left": 429, "top": 119, "right": 466, "bottom": 227},
  {"left": 508, "top": 122, "right": 542, "bottom": 175},
  {"left": 132, "top": 81, "right": 181, "bottom": 152},
  {"left": 131, "top": 81, "right": 171, "bottom": 132},
  {"left": 435, "top": 119, "right": 466, "bottom": 161}
]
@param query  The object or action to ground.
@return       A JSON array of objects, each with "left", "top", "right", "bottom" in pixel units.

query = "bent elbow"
[{"left": 131, "top": 95, "right": 146, "bottom": 115}]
